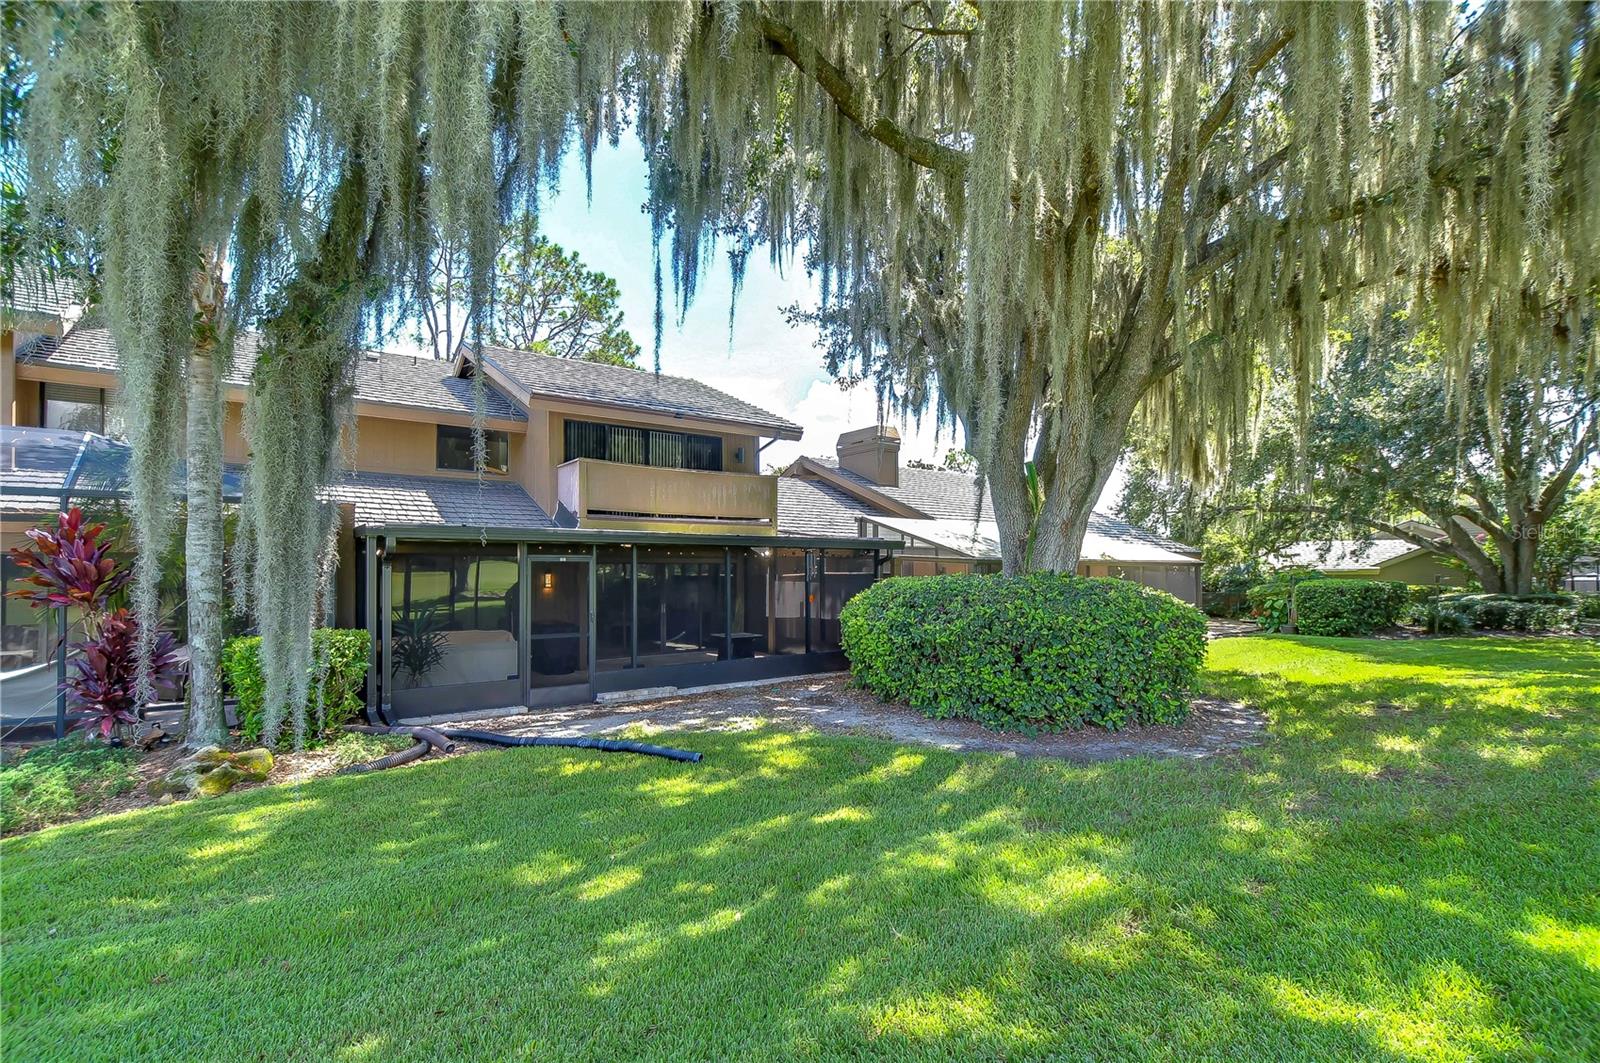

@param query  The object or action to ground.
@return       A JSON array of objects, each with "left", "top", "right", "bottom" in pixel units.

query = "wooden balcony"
[{"left": 556, "top": 458, "right": 778, "bottom": 534}]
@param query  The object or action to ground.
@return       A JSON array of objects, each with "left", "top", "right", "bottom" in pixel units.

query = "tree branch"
[
  {"left": 1535, "top": 413, "right": 1600, "bottom": 517},
  {"left": 757, "top": 13, "right": 968, "bottom": 179}
]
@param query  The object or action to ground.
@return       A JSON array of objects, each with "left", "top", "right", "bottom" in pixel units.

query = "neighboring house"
[
  {"left": 1272, "top": 523, "right": 1467, "bottom": 586},
  {"left": 780, "top": 426, "right": 1203, "bottom": 603}
]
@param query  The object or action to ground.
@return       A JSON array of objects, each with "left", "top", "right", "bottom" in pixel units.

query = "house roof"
[
  {"left": 802, "top": 456, "right": 995, "bottom": 521},
  {"left": 859, "top": 514, "right": 1200, "bottom": 565},
  {"left": 474, "top": 344, "right": 803, "bottom": 439},
  {"left": 2, "top": 273, "right": 85, "bottom": 333},
  {"left": 0, "top": 424, "right": 554, "bottom": 532},
  {"left": 789, "top": 456, "right": 1200, "bottom": 558},
  {"left": 776, "top": 476, "right": 882, "bottom": 538},
  {"left": 17, "top": 327, "right": 526, "bottom": 422},
  {"left": 1273, "top": 538, "right": 1430, "bottom": 571},
  {"left": 328, "top": 471, "right": 553, "bottom": 530}
]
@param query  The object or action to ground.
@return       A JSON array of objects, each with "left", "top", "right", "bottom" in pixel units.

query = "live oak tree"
[
  {"left": 13, "top": 2, "right": 1594, "bottom": 735},
  {"left": 1304, "top": 317, "right": 1598, "bottom": 596},
  {"left": 632, "top": 2, "right": 1593, "bottom": 573}
]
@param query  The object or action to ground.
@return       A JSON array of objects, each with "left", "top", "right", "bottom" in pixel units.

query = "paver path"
[{"left": 440, "top": 674, "right": 1265, "bottom": 763}]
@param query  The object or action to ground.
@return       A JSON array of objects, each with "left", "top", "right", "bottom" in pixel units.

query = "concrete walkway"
[{"left": 439, "top": 674, "right": 1265, "bottom": 763}]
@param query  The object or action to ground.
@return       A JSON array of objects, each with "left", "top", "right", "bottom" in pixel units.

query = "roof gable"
[{"left": 472, "top": 344, "right": 802, "bottom": 439}]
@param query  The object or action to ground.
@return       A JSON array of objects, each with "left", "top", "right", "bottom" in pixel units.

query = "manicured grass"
[
  {"left": 3, "top": 637, "right": 1596, "bottom": 1061},
  {"left": 0, "top": 737, "right": 138, "bottom": 835}
]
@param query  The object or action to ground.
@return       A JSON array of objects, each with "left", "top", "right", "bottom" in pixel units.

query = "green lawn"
[{"left": 3, "top": 637, "right": 1597, "bottom": 1061}]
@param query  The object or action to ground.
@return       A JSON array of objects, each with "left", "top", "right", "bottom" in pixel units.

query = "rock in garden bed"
[{"left": 149, "top": 745, "right": 274, "bottom": 798}]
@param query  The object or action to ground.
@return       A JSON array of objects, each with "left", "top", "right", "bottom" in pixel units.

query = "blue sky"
[{"left": 508, "top": 139, "right": 967, "bottom": 471}]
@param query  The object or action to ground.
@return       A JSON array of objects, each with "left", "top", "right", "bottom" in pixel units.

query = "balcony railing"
[{"left": 556, "top": 458, "right": 777, "bottom": 533}]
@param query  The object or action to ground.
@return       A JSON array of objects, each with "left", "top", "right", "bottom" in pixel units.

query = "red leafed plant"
[
  {"left": 5, "top": 507, "right": 130, "bottom": 616},
  {"left": 8, "top": 508, "right": 179, "bottom": 740},
  {"left": 68, "top": 610, "right": 182, "bottom": 739}
]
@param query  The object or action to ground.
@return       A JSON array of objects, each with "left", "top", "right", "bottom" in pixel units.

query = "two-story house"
[
  {"left": 4, "top": 278, "right": 1201, "bottom": 725},
  {"left": 3, "top": 280, "right": 892, "bottom": 721}
]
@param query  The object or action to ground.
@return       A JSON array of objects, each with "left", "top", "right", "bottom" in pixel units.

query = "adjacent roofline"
[
  {"left": 1276, "top": 538, "right": 1449, "bottom": 572},
  {"left": 12, "top": 359, "right": 528, "bottom": 432},
  {"left": 785, "top": 456, "right": 927, "bottom": 519},
  {"left": 355, "top": 522, "right": 899, "bottom": 551}
]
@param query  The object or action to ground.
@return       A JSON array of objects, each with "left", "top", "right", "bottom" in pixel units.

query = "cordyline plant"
[
  {"left": 5, "top": 507, "right": 130, "bottom": 625},
  {"left": 6, "top": 508, "right": 179, "bottom": 739},
  {"left": 67, "top": 609, "right": 181, "bottom": 740}
]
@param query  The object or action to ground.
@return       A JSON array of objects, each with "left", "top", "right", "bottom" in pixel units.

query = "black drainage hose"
[
  {"left": 436, "top": 728, "right": 703, "bottom": 764},
  {"left": 337, "top": 738, "right": 430, "bottom": 775},
  {"left": 344, "top": 724, "right": 456, "bottom": 754}
]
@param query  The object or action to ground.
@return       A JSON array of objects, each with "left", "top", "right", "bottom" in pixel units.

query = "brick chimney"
[{"left": 836, "top": 425, "right": 901, "bottom": 487}]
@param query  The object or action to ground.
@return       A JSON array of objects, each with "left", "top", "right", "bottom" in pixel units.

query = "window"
[
  {"left": 388, "top": 546, "right": 519, "bottom": 691},
  {"left": 436, "top": 424, "right": 508, "bottom": 474},
  {"left": 564, "top": 419, "right": 722, "bottom": 472},
  {"left": 41, "top": 383, "right": 106, "bottom": 433},
  {"left": 3, "top": 551, "right": 57, "bottom": 679}
]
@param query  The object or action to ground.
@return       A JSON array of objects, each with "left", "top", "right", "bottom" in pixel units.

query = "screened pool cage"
[{"left": 1, "top": 426, "right": 244, "bottom": 737}]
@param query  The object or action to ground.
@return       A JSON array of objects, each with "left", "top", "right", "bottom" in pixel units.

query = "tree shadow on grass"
[{"left": 4, "top": 642, "right": 1599, "bottom": 1061}]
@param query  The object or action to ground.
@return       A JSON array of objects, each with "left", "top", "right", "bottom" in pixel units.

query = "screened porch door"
[{"left": 524, "top": 555, "right": 593, "bottom": 707}]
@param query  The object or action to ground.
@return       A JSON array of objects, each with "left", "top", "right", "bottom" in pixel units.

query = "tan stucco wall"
[
  {"left": 1322, "top": 552, "right": 1467, "bottom": 587},
  {"left": 1, "top": 330, "right": 14, "bottom": 426},
  {"left": 219, "top": 401, "right": 523, "bottom": 481}
]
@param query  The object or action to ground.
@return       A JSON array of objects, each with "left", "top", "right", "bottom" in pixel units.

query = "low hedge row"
[
  {"left": 222, "top": 629, "right": 370, "bottom": 744},
  {"left": 839, "top": 573, "right": 1207, "bottom": 732},
  {"left": 1418, "top": 592, "right": 1585, "bottom": 633}
]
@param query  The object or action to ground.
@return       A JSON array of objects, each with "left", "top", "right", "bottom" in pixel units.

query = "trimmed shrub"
[
  {"left": 1505, "top": 601, "right": 1571, "bottom": 633},
  {"left": 1442, "top": 593, "right": 1578, "bottom": 632},
  {"left": 1292, "top": 579, "right": 1409, "bottom": 636},
  {"left": 222, "top": 629, "right": 370, "bottom": 744},
  {"left": 839, "top": 573, "right": 1207, "bottom": 731},
  {"left": 1415, "top": 603, "right": 1472, "bottom": 635},
  {"left": 1578, "top": 595, "right": 1600, "bottom": 621}
]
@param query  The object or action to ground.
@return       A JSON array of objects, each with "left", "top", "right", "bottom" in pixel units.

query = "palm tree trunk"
[{"left": 182, "top": 250, "right": 227, "bottom": 748}]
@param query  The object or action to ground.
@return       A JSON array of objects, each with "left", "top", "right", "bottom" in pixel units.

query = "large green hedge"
[
  {"left": 1292, "top": 579, "right": 1409, "bottom": 636},
  {"left": 839, "top": 573, "right": 1207, "bottom": 731},
  {"left": 221, "top": 629, "right": 370, "bottom": 744}
]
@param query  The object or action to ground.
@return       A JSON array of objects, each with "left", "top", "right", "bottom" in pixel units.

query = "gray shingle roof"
[
  {"left": 18, "top": 327, "right": 525, "bottom": 421},
  {"left": 2, "top": 273, "right": 84, "bottom": 324},
  {"left": 327, "top": 471, "right": 553, "bottom": 530},
  {"left": 794, "top": 457, "right": 1199, "bottom": 556},
  {"left": 809, "top": 456, "right": 995, "bottom": 521},
  {"left": 1273, "top": 538, "right": 1424, "bottom": 571},
  {"left": 776, "top": 476, "right": 882, "bottom": 537},
  {"left": 478, "top": 344, "right": 802, "bottom": 438}
]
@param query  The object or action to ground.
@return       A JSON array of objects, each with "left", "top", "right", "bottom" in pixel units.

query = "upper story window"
[
  {"left": 436, "top": 424, "right": 509, "bottom": 474},
  {"left": 41, "top": 383, "right": 106, "bottom": 433},
  {"left": 564, "top": 419, "right": 723, "bottom": 472}
]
